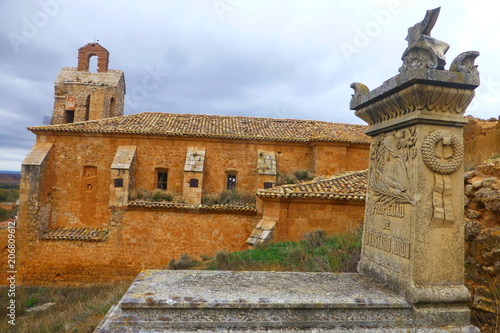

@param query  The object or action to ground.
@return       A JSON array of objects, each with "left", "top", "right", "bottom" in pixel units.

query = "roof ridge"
[{"left": 29, "top": 112, "right": 370, "bottom": 144}]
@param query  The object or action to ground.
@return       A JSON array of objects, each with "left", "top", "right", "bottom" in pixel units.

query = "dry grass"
[
  {"left": 469, "top": 274, "right": 500, "bottom": 333},
  {"left": 0, "top": 281, "right": 130, "bottom": 333},
  {"left": 201, "top": 189, "right": 256, "bottom": 206}
]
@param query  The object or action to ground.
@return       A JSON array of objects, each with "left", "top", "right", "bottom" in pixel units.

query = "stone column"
[{"left": 350, "top": 8, "right": 480, "bottom": 328}]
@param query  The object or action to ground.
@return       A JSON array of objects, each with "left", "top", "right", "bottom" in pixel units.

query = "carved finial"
[
  {"left": 405, "top": 8, "right": 441, "bottom": 45},
  {"left": 450, "top": 51, "right": 480, "bottom": 75},
  {"left": 350, "top": 83, "right": 370, "bottom": 99},
  {"left": 400, "top": 8, "right": 450, "bottom": 72}
]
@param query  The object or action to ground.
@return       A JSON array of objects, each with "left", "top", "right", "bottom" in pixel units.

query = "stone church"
[{"left": 17, "top": 43, "right": 370, "bottom": 284}]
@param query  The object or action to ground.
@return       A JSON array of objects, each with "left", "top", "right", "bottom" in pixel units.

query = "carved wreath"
[{"left": 421, "top": 130, "right": 463, "bottom": 174}]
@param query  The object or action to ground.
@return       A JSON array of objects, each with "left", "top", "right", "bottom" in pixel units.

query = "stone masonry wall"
[
  {"left": 267, "top": 199, "right": 365, "bottom": 243},
  {"left": 18, "top": 208, "right": 257, "bottom": 285},
  {"left": 16, "top": 132, "right": 368, "bottom": 284},
  {"left": 52, "top": 68, "right": 125, "bottom": 124}
]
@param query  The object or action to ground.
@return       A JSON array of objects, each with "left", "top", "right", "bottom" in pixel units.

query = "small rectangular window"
[
  {"left": 227, "top": 174, "right": 236, "bottom": 190},
  {"left": 65, "top": 110, "right": 75, "bottom": 123},
  {"left": 157, "top": 171, "right": 168, "bottom": 190},
  {"left": 114, "top": 178, "right": 124, "bottom": 187},
  {"left": 264, "top": 182, "right": 273, "bottom": 189},
  {"left": 189, "top": 178, "right": 199, "bottom": 188}
]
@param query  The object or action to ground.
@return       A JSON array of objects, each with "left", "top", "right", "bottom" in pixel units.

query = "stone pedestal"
[{"left": 351, "top": 64, "right": 479, "bottom": 328}]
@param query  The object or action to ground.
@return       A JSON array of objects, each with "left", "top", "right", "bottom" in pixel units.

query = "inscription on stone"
[
  {"left": 373, "top": 202, "right": 405, "bottom": 218},
  {"left": 364, "top": 229, "right": 411, "bottom": 259}
]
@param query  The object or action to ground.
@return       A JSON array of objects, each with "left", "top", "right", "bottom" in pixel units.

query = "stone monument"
[
  {"left": 352, "top": 7, "right": 480, "bottom": 329},
  {"left": 97, "top": 8, "right": 480, "bottom": 332}
]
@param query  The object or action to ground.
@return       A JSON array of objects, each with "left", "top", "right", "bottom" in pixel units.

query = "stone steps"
[{"left": 97, "top": 270, "right": 419, "bottom": 332}]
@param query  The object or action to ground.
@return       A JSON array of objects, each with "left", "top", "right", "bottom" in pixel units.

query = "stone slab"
[
  {"left": 120, "top": 270, "right": 409, "bottom": 309},
  {"left": 97, "top": 270, "right": 479, "bottom": 332}
]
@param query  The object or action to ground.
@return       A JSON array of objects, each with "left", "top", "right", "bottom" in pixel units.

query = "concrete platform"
[{"left": 97, "top": 269, "right": 474, "bottom": 332}]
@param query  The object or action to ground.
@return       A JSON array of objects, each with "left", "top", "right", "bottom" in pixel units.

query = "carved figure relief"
[
  {"left": 422, "top": 130, "right": 463, "bottom": 227},
  {"left": 370, "top": 127, "right": 417, "bottom": 206}
]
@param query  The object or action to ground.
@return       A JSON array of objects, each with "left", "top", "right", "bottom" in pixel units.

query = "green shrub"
[{"left": 207, "top": 228, "right": 362, "bottom": 272}]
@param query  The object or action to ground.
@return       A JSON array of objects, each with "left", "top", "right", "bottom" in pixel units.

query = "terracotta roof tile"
[
  {"left": 30, "top": 112, "right": 370, "bottom": 144},
  {"left": 257, "top": 170, "right": 368, "bottom": 201},
  {"left": 41, "top": 227, "right": 110, "bottom": 241},
  {"left": 128, "top": 201, "right": 257, "bottom": 213}
]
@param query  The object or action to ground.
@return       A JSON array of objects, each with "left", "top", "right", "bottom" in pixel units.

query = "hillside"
[{"left": 0, "top": 172, "right": 21, "bottom": 184}]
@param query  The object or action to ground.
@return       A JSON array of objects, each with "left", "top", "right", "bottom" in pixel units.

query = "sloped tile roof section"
[
  {"left": 128, "top": 201, "right": 257, "bottom": 213},
  {"left": 29, "top": 112, "right": 370, "bottom": 143},
  {"left": 257, "top": 170, "right": 368, "bottom": 201},
  {"left": 41, "top": 227, "right": 110, "bottom": 241}
]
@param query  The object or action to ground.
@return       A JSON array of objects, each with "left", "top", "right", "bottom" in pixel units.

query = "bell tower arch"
[
  {"left": 77, "top": 43, "right": 109, "bottom": 72},
  {"left": 51, "top": 43, "right": 125, "bottom": 124}
]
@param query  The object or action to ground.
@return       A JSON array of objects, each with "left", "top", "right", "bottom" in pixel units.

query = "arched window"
[
  {"left": 110, "top": 97, "right": 115, "bottom": 117},
  {"left": 84, "top": 95, "right": 90, "bottom": 121},
  {"left": 88, "top": 55, "right": 98, "bottom": 73}
]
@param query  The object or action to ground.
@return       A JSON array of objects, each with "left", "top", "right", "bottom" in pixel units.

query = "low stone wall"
[{"left": 16, "top": 206, "right": 259, "bottom": 285}]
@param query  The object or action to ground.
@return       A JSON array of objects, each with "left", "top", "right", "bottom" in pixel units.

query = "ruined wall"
[
  {"left": 463, "top": 117, "right": 500, "bottom": 165},
  {"left": 18, "top": 207, "right": 258, "bottom": 285},
  {"left": 264, "top": 199, "right": 365, "bottom": 243}
]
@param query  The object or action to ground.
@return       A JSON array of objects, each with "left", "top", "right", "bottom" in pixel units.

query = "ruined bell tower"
[{"left": 51, "top": 43, "right": 126, "bottom": 125}]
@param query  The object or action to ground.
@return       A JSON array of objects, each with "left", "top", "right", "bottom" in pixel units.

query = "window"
[
  {"left": 264, "top": 182, "right": 273, "bottom": 189},
  {"left": 84, "top": 95, "right": 90, "bottom": 121},
  {"left": 110, "top": 97, "right": 115, "bottom": 117},
  {"left": 189, "top": 178, "right": 199, "bottom": 188},
  {"left": 157, "top": 171, "right": 168, "bottom": 190},
  {"left": 227, "top": 174, "right": 236, "bottom": 190},
  {"left": 114, "top": 179, "right": 124, "bottom": 187},
  {"left": 65, "top": 110, "right": 75, "bottom": 123}
]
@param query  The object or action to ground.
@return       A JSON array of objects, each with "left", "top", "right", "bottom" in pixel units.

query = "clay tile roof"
[
  {"left": 41, "top": 227, "right": 110, "bottom": 241},
  {"left": 257, "top": 170, "right": 368, "bottom": 201},
  {"left": 128, "top": 201, "right": 257, "bottom": 213},
  {"left": 29, "top": 112, "right": 370, "bottom": 144}
]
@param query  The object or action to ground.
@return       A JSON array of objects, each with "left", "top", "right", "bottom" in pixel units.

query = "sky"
[{"left": 0, "top": 0, "right": 498, "bottom": 171}]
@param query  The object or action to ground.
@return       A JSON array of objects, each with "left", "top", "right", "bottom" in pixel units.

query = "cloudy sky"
[{"left": 0, "top": 0, "right": 498, "bottom": 171}]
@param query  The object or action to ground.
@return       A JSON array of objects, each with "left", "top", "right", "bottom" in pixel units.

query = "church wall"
[
  {"left": 18, "top": 207, "right": 258, "bottom": 285},
  {"left": 16, "top": 132, "right": 368, "bottom": 284}
]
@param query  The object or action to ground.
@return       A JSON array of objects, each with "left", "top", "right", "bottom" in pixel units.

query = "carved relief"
[
  {"left": 83, "top": 166, "right": 97, "bottom": 192},
  {"left": 399, "top": 7, "right": 449, "bottom": 73},
  {"left": 421, "top": 130, "right": 463, "bottom": 227},
  {"left": 422, "top": 130, "right": 463, "bottom": 175},
  {"left": 354, "top": 84, "right": 476, "bottom": 126},
  {"left": 369, "top": 127, "right": 417, "bottom": 206},
  {"left": 450, "top": 51, "right": 480, "bottom": 76},
  {"left": 350, "top": 82, "right": 370, "bottom": 99},
  {"left": 399, "top": 44, "right": 439, "bottom": 73}
]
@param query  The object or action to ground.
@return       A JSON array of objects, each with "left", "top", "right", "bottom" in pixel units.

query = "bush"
[
  {"left": 276, "top": 169, "right": 315, "bottom": 186},
  {"left": 129, "top": 188, "right": 178, "bottom": 202},
  {"left": 202, "top": 190, "right": 256, "bottom": 206},
  {"left": 168, "top": 254, "right": 200, "bottom": 270}
]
